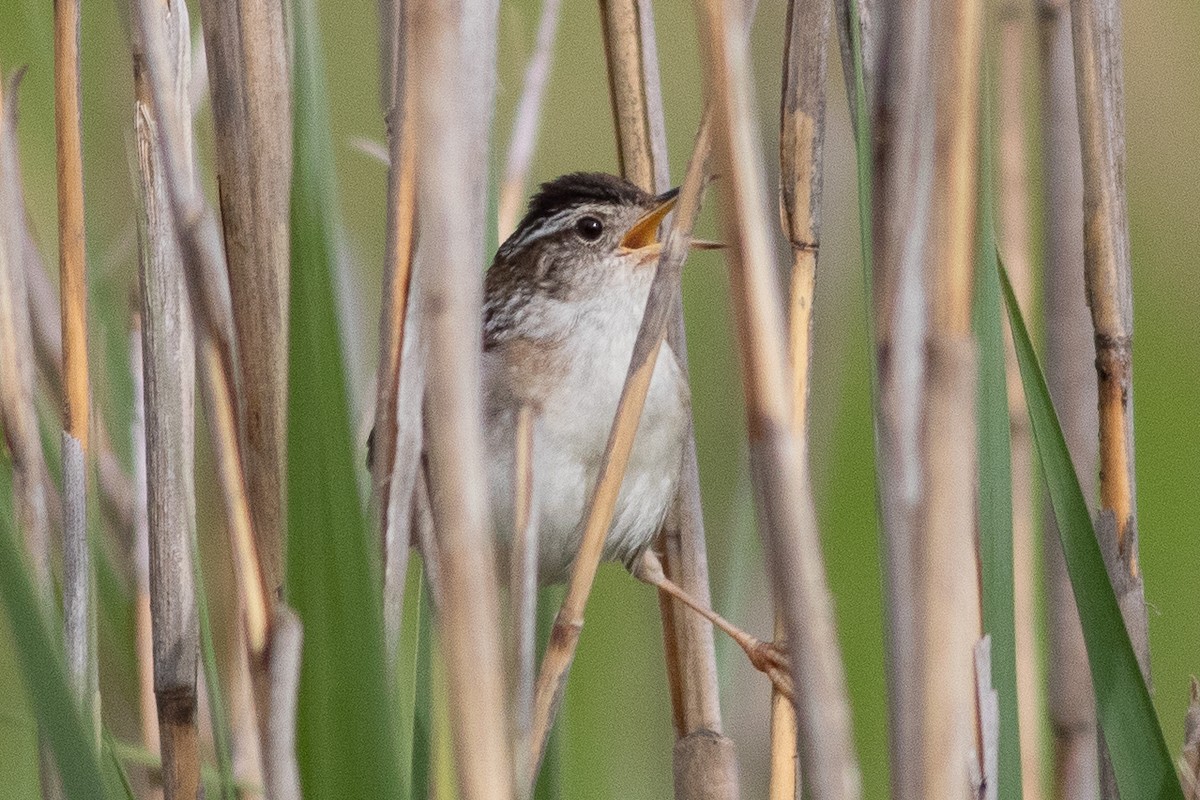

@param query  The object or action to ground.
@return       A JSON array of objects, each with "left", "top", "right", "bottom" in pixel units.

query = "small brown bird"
[{"left": 483, "top": 172, "right": 689, "bottom": 584}]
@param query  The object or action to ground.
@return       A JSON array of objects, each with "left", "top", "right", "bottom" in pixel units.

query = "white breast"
[{"left": 485, "top": 294, "right": 689, "bottom": 584}]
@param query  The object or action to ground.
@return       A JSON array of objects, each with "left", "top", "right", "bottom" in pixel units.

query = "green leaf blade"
[
  {"left": 286, "top": 0, "right": 403, "bottom": 796},
  {"left": 999, "top": 264, "right": 1183, "bottom": 800}
]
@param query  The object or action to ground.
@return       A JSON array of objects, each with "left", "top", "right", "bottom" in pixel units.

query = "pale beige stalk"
[
  {"left": 410, "top": 0, "right": 513, "bottom": 797},
  {"left": 920, "top": 0, "right": 985, "bottom": 794},
  {"left": 695, "top": 0, "right": 860, "bottom": 795},
  {"left": 198, "top": 0, "right": 292, "bottom": 595},
  {"left": 511, "top": 403, "right": 539, "bottom": 782}
]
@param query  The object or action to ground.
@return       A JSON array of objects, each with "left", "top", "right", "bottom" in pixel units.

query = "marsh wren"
[{"left": 483, "top": 172, "right": 690, "bottom": 584}]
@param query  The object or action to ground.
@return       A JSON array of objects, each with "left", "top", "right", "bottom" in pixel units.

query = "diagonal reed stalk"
[
  {"left": 198, "top": 0, "right": 292, "bottom": 597},
  {"left": 374, "top": 0, "right": 422, "bottom": 665},
  {"left": 996, "top": 6, "right": 1043, "bottom": 797},
  {"left": 55, "top": 0, "right": 99, "bottom": 744},
  {"left": 1037, "top": 1, "right": 1100, "bottom": 796},
  {"left": 525, "top": 117, "right": 713, "bottom": 792},
  {"left": 694, "top": 0, "right": 859, "bottom": 795},
  {"left": 776, "top": 0, "right": 832, "bottom": 792},
  {"left": 920, "top": 0, "right": 985, "bottom": 794},
  {"left": 409, "top": 0, "right": 513, "bottom": 797},
  {"left": 131, "top": 2, "right": 201, "bottom": 791},
  {"left": 596, "top": 4, "right": 737, "bottom": 796}
]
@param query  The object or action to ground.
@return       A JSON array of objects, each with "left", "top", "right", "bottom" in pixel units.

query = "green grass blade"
[
  {"left": 0, "top": 455, "right": 109, "bottom": 800},
  {"left": 974, "top": 93, "right": 1022, "bottom": 798},
  {"left": 286, "top": 0, "right": 403, "bottom": 795},
  {"left": 101, "top": 729, "right": 137, "bottom": 800},
  {"left": 1000, "top": 265, "right": 1184, "bottom": 800}
]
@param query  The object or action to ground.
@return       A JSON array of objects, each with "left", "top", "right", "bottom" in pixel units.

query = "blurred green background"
[{"left": 1, "top": 0, "right": 1197, "bottom": 797}]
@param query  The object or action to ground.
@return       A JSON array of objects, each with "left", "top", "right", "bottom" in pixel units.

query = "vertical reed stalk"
[
  {"left": 1037, "top": 1, "right": 1100, "bottom": 796},
  {"left": 920, "top": 0, "right": 984, "bottom": 794},
  {"left": 375, "top": 0, "right": 421, "bottom": 663},
  {"left": 695, "top": 0, "right": 859, "bottom": 796},
  {"left": 776, "top": 0, "right": 833, "bottom": 792},
  {"left": 867, "top": 0, "right": 935, "bottom": 794},
  {"left": 526, "top": 119, "right": 712, "bottom": 789},
  {"left": 198, "top": 0, "right": 292, "bottom": 596},
  {"left": 511, "top": 403, "right": 539, "bottom": 783},
  {"left": 1183, "top": 679, "right": 1200, "bottom": 800},
  {"left": 996, "top": 7, "right": 1043, "bottom": 797},
  {"left": 410, "top": 0, "right": 512, "bottom": 796},
  {"left": 1070, "top": 0, "right": 1145, "bottom": 792},
  {"left": 55, "top": 0, "right": 99, "bottom": 740},
  {"left": 132, "top": 1, "right": 201, "bottom": 790},
  {"left": 597, "top": 4, "right": 736, "bottom": 795}
]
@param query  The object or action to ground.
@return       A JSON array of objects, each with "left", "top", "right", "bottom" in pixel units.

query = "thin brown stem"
[
  {"left": 526, "top": 119, "right": 712, "bottom": 790},
  {"left": 696, "top": 0, "right": 860, "bottom": 794}
]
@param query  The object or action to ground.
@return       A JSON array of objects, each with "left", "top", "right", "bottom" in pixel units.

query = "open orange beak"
[{"left": 619, "top": 188, "right": 724, "bottom": 255}]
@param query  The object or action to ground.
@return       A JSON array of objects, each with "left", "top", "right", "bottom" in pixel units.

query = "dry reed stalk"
[
  {"left": 263, "top": 607, "right": 303, "bottom": 800},
  {"left": 597, "top": 4, "right": 736, "bottom": 794},
  {"left": 131, "top": 0, "right": 281, "bottom": 779},
  {"left": 866, "top": 0, "right": 935, "bottom": 794},
  {"left": 919, "top": 0, "right": 984, "bottom": 793},
  {"left": 526, "top": 119, "right": 713, "bottom": 789},
  {"left": 695, "top": 0, "right": 859, "bottom": 795},
  {"left": 976, "top": 637, "right": 1000, "bottom": 800},
  {"left": 1070, "top": 0, "right": 1146, "bottom": 793},
  {"left": 55, "top": 0, "right": 99, "bottom": 740},
  {"left": 996, "top": 8, "right": 1043, "bottom": 798},
  {"left": 132, "top": 3, "right": 202, "bottom": 787},
  {"left": 374, "top": 0, "right": 421, "bottom": 663},
  {"left": 776, "top": 0, "right": 833, "bottom": 792},
  {"left": 1037, "top": 2, "right": 1100, "bottom": 795},
  {"left": 410, "top": 0, "right": 513, "bottom": 797},
  {"left": 510, "top": 403, "right": 539, "bottom": 782},
  {"left": 198, "top": 0, "right": 292, "bottom": 596},
  {"left": 497, "top": 0, "right": 563, "bottom": 240},
  {"left": 1069, "top": 0, "right": 1145, "bottom": 661}
]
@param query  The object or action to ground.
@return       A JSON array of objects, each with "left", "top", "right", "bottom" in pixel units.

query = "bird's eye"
[{"left": 574, "top": 216, "right": 604, "bottom": 241}]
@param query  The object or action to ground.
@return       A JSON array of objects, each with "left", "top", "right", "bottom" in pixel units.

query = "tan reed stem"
[
  {"left": 919, "top": 0, "right": 985, "bottom": 793},
  {"left": 775, "top": 0, "right": 833, "bottom": 791},
  {"left": 1037, "top": 1, "right": 1101, "bottom": 794},
  {"left": 526, "top": 119, "right": 713, "bottom": 790},
  {"left": 410, "top": 0, "right": 513, "bottom": 796},
  {"left": 55, "top": 0, "right": 99, "bottom": 742},
  {"left": 997, "top": 6, "right": 1044, "bottom": 798},
  {"left": 597, "top": 4, "right": 737, "bottom": 794},
  {"left": 1070, "top": 0, "right": 1147, "bottom": 792},
  {"left": 132, "top": 3, "right": 202, "bottom": 788},
  {"left": 375, "top": 0, "right": 421, "bottom": 664},
  {"left": 511, "top": 403, "right": 539, "bottom": 783},
  {"left": 497, "top": 0, "right": 563, "bottom": 240},
  {"left": 197, "top": 0, "right": 292, "bottom": 596},
  {"left": 695, "top": 0, "right": 860, "bottom": 794}
]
